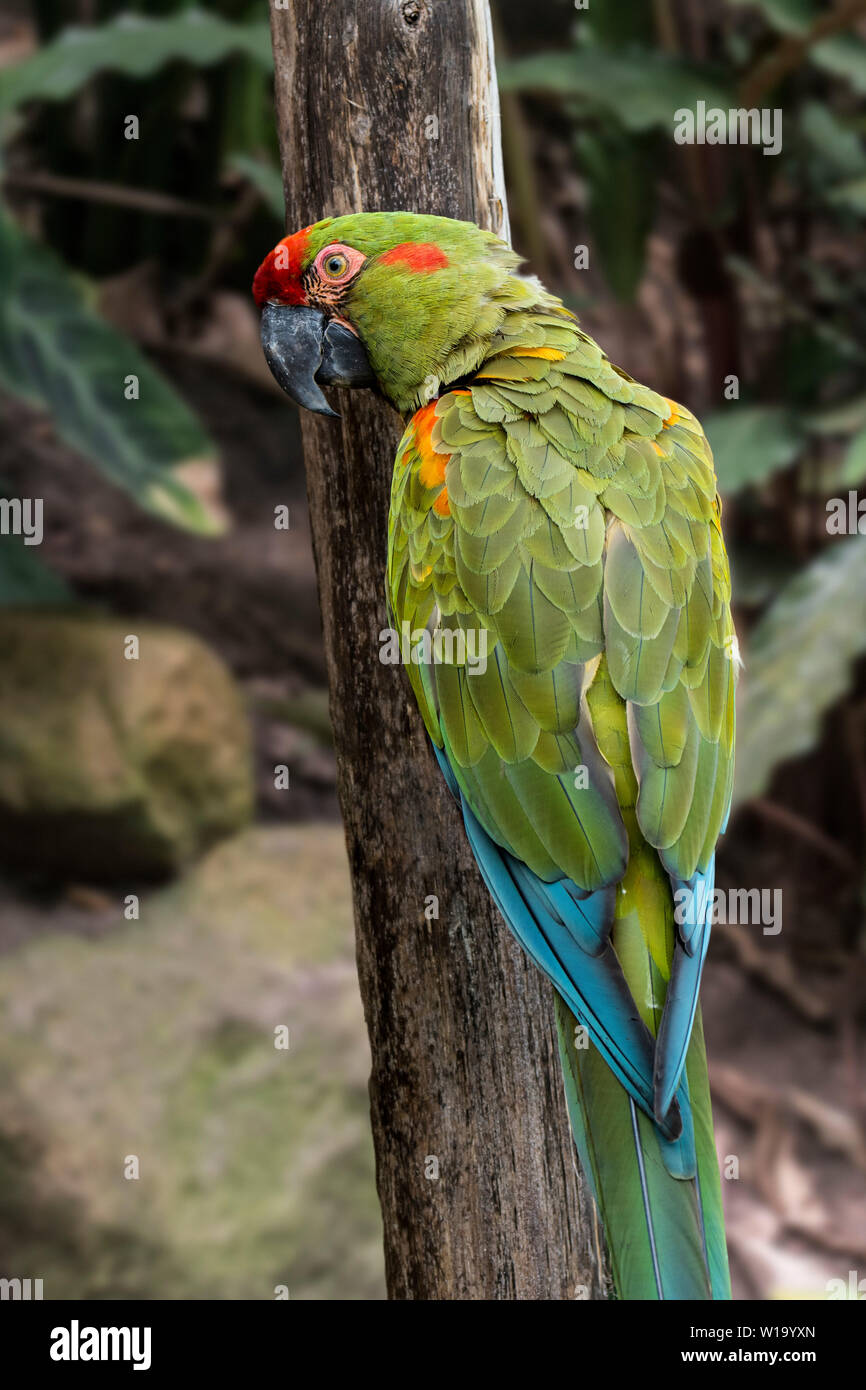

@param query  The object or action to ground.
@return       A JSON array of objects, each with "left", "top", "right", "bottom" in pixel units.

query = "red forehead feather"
[
  {"left": 379, "top": 242, "right": 449, "bottom": 273},
  {"left": 252, "top": 225, "right": 314, "bottom": 307}
]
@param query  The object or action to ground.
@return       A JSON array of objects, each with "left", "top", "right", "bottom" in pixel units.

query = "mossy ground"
[{"left": 0, "top": 825, "right": 385, "bottom": 1300}]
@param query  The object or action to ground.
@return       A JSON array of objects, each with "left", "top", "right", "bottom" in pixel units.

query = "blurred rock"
[{"left": 0, "top": 612, "right": 254, "bottom": 879}]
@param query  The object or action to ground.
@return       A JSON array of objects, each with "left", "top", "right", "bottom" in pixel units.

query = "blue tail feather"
[{"left": 654, "top": 859, "right": 715, "bottom": 1122}]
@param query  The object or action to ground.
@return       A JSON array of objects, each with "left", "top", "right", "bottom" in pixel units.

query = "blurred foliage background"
[{"left": 0, "top": 0, "right": 864, "bottom": 1299}]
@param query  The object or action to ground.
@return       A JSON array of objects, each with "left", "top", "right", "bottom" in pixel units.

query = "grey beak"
[{"left": 260, "top": 304, "right": 375, "bottom": 417}]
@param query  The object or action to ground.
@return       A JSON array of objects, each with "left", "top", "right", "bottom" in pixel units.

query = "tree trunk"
[{"left": 268, "top": 0, "right": 607, "bottom": 1300}]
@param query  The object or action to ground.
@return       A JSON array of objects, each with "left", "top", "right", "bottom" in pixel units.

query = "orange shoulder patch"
[{"left": 410, "top": 401, "right": 451, "bottom": 492}]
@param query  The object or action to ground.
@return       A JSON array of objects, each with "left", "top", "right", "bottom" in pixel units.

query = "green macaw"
[{"left": 253, "top": 212, "right": 737, "bottom": 1300}]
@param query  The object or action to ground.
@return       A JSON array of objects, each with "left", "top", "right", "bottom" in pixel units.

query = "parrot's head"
[{"left": 252, "top": 212, "right": 526, "bottom": 416}]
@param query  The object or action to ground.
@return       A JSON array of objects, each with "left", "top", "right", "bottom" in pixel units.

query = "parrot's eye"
[{"left": 313, "top": 242, "right": 366, "bottom": 286}]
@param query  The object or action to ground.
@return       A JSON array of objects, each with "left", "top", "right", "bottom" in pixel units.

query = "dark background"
[{"left": 0, "top": 0, "right": 864, "bottom": 1299}]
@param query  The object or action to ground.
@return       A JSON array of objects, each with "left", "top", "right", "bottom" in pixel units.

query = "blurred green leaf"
[
  {"left": 731, "top": 0, "right": 866, "bottom": 93},
  {"left": 498, "top": 50, "right": 730, "bottom": 132},
  {"left": 0, "top": 9, "right": 272, "bottom": 124},
  {"left": 799, "top": 258, "right": 849, "bottom": 305},
  {"left": 799, "top": 102, "right": 866, "bottom": 181},
  {"left": 841, "top": 429, "right": 866, "bottom": 485},
  {"left": 581, "top": 4, "right": 655, "bottom": 46},
  {"left": 734, "top": 536, "right": 866, "bottom": 806},
  {"left": 229, "top": 153, "right": 284, "bottom": 220},
  {"left": 826, "top": 174, "right": 866, "bottom": 215},
  {"left": 0, "top": 212, "right": 224, "bottom": 535},
  {"left": 575, "top": 129, "right": 656, "bottom": 301},
  {"left": 706, "top": 406, "right": 803, "bottom": 493},
  {"left": 0, "top": 535, "right": 71, "bottom": 606},
  {"left": 733, "top": 0, "right": 820, "bottom": 31},
  {"left": 219, "top": 47, "right": 275, "bottom": 161},
  {"left": 811, "top": 36, "right": 866, "bottom": 94},
  {"left": 803, "top": 394, "right": 866, "bottom": 437},
  {"left": 780, "top": 326, "right": 858, "bottom": 406},
  {"left": 784, "top": 0, "right": 829, "bottom": 24}
]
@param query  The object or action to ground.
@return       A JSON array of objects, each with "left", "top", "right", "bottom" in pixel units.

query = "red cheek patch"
[
  {"left": 379, "top": 242, "right": 449, "bottom": 273},
  {"left": 252, "top": 224, "right": 314, "bottom": 307}
]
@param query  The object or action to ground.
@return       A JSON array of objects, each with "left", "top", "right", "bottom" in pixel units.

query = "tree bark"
[{"left": 268, "top": 0, "right": 607, "bottom": 1300}]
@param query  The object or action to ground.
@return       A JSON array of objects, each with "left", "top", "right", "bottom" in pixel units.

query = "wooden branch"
[
  {"left": 1, "top": 170, "right": 217, "bottom": 220},
  {"left": 750, "top": 797, "right": 857, "bottom": 875},
  {"left": 268, "top": 0, "right": 606, "bottom": 1299},
  {"left": 738, "top": 0, "right": 866, "bottom": 108}
]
